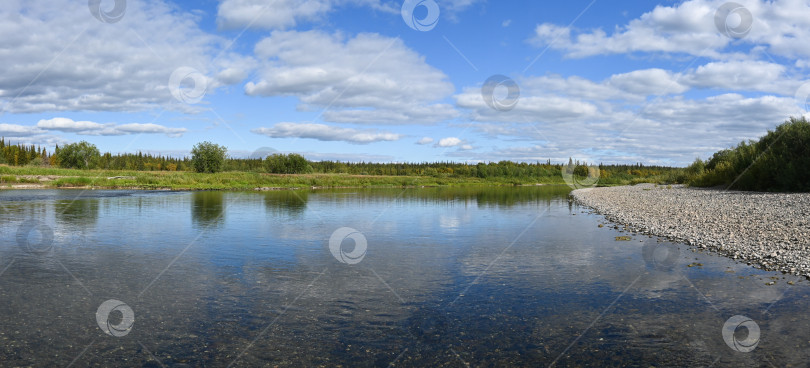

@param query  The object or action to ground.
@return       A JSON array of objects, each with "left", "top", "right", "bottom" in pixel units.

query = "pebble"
[{"left": 571, "top": 184, "right": 810, "bottom": 277}]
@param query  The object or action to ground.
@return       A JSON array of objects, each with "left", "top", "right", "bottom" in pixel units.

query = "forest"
[{"left": 0, "top": 137, "right": 681, "bottom": 186}]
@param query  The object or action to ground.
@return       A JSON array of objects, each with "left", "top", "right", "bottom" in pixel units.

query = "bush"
[
  {"left": 54, "top": 177, "right": 93, "bottom": 187},
  {"left": 263, "top": 153, "right": 312, "bottom": 174},
  {"left": 26, "top": 157, "right": 45, "bottom": 167},
  {"left": 56, "top": 141, "right": 100, "bottom": 169},
  {"left": 689, "top": 117, "right": 810, "bottom": 191},
  {"left": 191, "top": 141, "right": 227, "bottom": 173}
]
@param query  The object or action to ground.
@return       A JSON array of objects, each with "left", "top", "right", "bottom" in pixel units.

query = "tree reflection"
[
  {"left": 54, "top": 199, "right": 99, "bottom": 226},
  {"left": 191, "top": 191, "right": 225, "bottom": 227},
  {"left": 263, "top": 190, "right": 308, "bottom": 217}
]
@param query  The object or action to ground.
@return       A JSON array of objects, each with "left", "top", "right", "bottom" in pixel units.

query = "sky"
[{"left": 1, "top": 0, "right": 809, "bottom": 166}]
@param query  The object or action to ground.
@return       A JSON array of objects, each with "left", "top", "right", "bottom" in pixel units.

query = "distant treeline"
[
  {"left": 0, "top": 139, "right": 49, "bottom": 166},
  {"left": 0, "top": 137, "right": 681, "bottom": 183}
]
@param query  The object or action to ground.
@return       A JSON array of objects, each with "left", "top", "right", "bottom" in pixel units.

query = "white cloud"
[
  {"left": 36, "top": 118, "right": 104, "bottom": 132},
  {"left": 455, "top": 85, "right": 600, "bottom": 124},
  {"left": 246, "top": 30, "right": 458, "bottom": 125},
  {"left": 216, "top": 0, "right": 481, "bottom": 30},
  {"left": 0, "top": 124, "right": 44, "bottom": 137},
  {"left": 217, "top": 0, "right": 333, "bottom": 30},
  {"left": 36, "top": 118, "right": 187, "bottom": 137},
  {"left": 457, "top": 93, "right": 799, "bottom": 166},
  {"left": 528, "top": 0, "right": 810, "bottom": 60},
  {"left": 608, "top": 69, "right": 689, "bottom": 95},
  {"left": 416, "top": 137, "right": 434, "bottom": 145},
  {"left": 455, "top": 58, "right": 803, "bottom": 133},
  {"left": 680, "top": 60, "right": 788, "bottom": 93},
  {"left": 437, "top": 137, "right": 462, "bottom": 147},
  {"left": 115, "top": 123, "right": 188, "bottom": 138},
  {"left": 252, "top": 122, "right": 402, "bottom": 144},
  {"left": 0, "top": 0, "right": 249, "bottom": 114}
]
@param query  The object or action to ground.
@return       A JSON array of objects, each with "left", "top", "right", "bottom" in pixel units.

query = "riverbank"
[
  {"left": 0, "top": 166, "right": 568, "bottom": 190},
  {"left": 572, "top": 184, "right": 810, "bottom": 277}
]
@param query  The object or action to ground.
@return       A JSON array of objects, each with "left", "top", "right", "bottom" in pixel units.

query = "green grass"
[
  {"left": 0, "top": 164, "right": 684, "bottom": 190},
  {"left": 0, "top": 175, "right": 17, "bottom": 183},
  {"left": 0, "top": 166, "right": 551, "bottom": 190}
]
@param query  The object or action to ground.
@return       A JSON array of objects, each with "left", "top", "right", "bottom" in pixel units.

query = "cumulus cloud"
[
  {"left": 456, "top": 84, "right": 600, "bottom": 124},
  {"left": 437, "top": 137, "right": 462, "bottom": 147},
  {"left": 608, "top": 69, "right": 689, "bottom": 95},
  {"left": 680, "top": 60, "right": 789, "bottom": 93},
  {"left": 0, "top": 123, "right": 70, "bottom": 147},
  {"left": 245, "top": 30, "right": 458, "bottom": 125},
  {"left": 455, "top": 93, "right": 799, "bottom": 166},
  {"left": 217, "top": 0, "right": 334, "bottom": 30},
  {"left": 416, "top": 137, "right": 434, "bottom": 145},
  {"left": 528, "top": 0, "right": 810, "bottom": 60},
  {"left": 435, "top": 137, "right": 474, "bottom": 149},
  {"left": 0, "top": 124, "right": 45, "bottom": 137},
  {"left": 216, "top": 0, "right": 481, "bottom": 30},
  {"left": 252, "top": 122, "right": 402, "bottom": 144},
  {"left": 0, "top": 0, "right": 250, "bottom": 114},
  {"left": 36, "top": 118, "right": 187, "bottom": 137}
]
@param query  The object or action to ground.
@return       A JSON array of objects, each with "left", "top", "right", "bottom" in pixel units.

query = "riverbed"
[{"left": 0, "top": 186, "right": 806, "bottom": 366}]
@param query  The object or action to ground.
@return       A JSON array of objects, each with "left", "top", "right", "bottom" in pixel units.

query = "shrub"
[
  {"left": 263, "top": 153, "right": 312, "bottom": 174},
  {"left": 191, "top": 141, "right": 227, "bottom": 173},
  {"left": 689, "top": 117, "right": 810, "bottom": 191},
  {"left": 56, "top": 141, "right": 100, "bottom": 169},
  {"left": 54, "top": 177, "right": 93, "bottom": 187},
  {"left": 26, "top": 157, "right": 45, "bottom": 167}
]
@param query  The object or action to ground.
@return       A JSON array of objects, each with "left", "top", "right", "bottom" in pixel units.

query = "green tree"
[
  {"left": 57, "top": 141, "right": 100, "bottom": 169},
  {"left": 263, "top": 153, "right": 312, "bottom": 174},
  {"left": 689, "top": 117, "right": 810, "bottom": 191},
  {"left": 191, "top": 141, "right": 227, "bottom": 173}
]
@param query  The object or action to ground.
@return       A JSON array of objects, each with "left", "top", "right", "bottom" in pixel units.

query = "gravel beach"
[{"left": 571, "top": 184, "right": 810, "bottom": 277}]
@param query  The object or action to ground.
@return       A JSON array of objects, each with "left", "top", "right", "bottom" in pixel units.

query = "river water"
[{"left": 0, "top": 186, "right": 806, "bottom": 366}]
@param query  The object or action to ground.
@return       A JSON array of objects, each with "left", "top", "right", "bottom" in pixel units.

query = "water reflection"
[
  {"left": 191, "top": 191, "right": 224, "bottom": 227},
  {"left": 263, "top": 190, "right": 308, "bottom": 217},
  {"left": 54, "top": 198, "right": 99, "bottom": 226},
  {"left": 306, "top": 185, "right": 572, "bottom": 208},
  {"left": 0, "top": 187, "right": 807, "bottom": 367}
]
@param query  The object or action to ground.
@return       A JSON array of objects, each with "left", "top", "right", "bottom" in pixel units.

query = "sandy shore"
[{"left": 572, "top": 184, "right": 810, "bottom": 277}]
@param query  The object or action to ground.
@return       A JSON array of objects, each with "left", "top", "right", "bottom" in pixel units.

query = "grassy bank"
[
  {"left": 0, "top": 165, "right": 570, "bottom": 190},
  {"left": 0, "top": 162, "right": 689, "bottom": 190}
]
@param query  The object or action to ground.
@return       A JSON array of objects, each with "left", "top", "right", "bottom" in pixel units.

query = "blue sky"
[{"left": 1, "top": 0, "right": 809, "bottom": 165}]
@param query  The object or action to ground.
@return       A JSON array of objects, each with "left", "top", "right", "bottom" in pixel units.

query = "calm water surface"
[{"left": 0, "top": 186, "right": 808, "bottom": 367}]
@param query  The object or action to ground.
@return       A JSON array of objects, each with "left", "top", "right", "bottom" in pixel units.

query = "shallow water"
[{"left": 0, "top": 186, "right": 807, "bottom": 366}]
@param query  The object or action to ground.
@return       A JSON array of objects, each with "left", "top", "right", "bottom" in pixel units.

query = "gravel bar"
[{"left": 571, "top": 183, "right": 810, "bottom": 277}]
